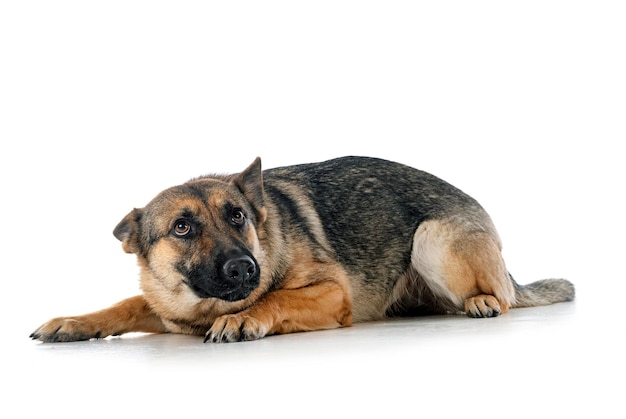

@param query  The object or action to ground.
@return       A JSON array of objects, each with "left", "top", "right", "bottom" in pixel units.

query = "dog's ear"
[
  {"left": 232, "top": 157, "right": 267, "bottom": 224},
  {"left": 113, "top": 208, "right": 144, "bottom": 254}
]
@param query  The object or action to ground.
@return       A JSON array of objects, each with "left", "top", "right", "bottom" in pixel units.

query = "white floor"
[{"left": 11, "top": 289, "right": 623, "bottom": 418}]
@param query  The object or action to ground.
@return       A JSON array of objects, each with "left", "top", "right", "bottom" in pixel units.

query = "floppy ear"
[
  {"left": 232, "top": 157, "right": 267, "bottom": 224},
  {"left": 113, "top": 208, "right": 144, "bottom": 254}
]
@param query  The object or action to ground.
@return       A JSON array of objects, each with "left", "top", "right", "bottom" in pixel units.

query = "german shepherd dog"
[{"left": 31, "top": 157, "right": 575, "bottom": 343}]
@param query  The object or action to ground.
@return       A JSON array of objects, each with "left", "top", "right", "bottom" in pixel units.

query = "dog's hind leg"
[{"left": 410, "top": 219, "right": 516, "bottom": 317}]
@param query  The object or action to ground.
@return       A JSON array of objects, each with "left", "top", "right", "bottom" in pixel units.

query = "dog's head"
[{"left": 113, "top": 158, "right": 268, "bottom": 303}]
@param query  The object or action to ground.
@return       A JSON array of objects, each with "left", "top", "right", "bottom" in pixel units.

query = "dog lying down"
[{"left": 31, "top": 156, "right": 575, "bottom": 343}]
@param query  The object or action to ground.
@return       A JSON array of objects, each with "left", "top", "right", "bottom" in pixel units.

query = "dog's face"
[{"left": 113, "top": 158, "right": 268, "bottom": 303}]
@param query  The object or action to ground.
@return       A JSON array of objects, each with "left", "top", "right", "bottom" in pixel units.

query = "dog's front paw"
[
  {"left": 204, "top": 314, "right": 270, "bottom": 343},
  {"left": 30, "top": 317, "right": 104, "bottom": 343}
]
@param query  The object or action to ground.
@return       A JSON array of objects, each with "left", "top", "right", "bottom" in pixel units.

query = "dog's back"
[{"left": 263, "top": 156, "right": 573, "bottom": 320}]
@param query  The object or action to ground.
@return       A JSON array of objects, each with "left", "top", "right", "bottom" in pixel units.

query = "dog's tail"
[{"left": 510, "top": 273, "right": 575, "bottom": 308}]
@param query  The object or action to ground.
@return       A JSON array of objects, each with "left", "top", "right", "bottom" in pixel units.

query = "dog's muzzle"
[
  {"left": 216, "top": 252, "right": 260, "bottom": 301},
  {"left": 184, "top": 251, "right": 261, "bottom": 302}
]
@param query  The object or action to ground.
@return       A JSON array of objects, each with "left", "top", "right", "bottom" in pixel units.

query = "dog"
[{"left": 31, "top": 156, "right": 575, "bottom": 343}]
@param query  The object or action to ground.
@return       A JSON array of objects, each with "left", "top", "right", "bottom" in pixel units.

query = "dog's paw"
[
  {"left": 204, "top": 314, "right": 270, "bottom": 343},
  {"left": 30, "top": 317, "right": 104, "bottom": 343},
  {"left": 464, "top": 294, "right": 502, "bottom": 318}
]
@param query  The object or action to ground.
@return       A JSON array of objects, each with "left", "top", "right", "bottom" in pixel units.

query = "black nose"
[{"left": 222, "top": 256, "right": 257, "bottom": 283}]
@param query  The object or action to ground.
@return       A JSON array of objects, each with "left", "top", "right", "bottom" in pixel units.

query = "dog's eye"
[
  {"left": 173, "top": 220, "right": 192, "bottom": 237},
  {"left": 230, "top": 208, "right": 245, "bottom": 225}
]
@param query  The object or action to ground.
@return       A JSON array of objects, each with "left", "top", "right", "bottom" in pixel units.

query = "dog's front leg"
[
  {"left": 30, "top": 295, "right": 167, "bottom": 342},
  {"left": 206, "top": 280, "right": 352, "bottom": 343}
]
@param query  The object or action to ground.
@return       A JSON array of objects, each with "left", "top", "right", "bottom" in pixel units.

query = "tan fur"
[
  {"left": 33, "top": 296, "right": 167, "bottom": 342},
  {"left": 209, "top": 264, "right": 353, "bottom": 342},
  {"left": 407, "top": 219, "right": 515, "bottom": 317}
]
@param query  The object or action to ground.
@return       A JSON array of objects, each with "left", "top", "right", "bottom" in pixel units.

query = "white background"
[{"left": 1, "top": 1, "right": 624, "bottom": 417}]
